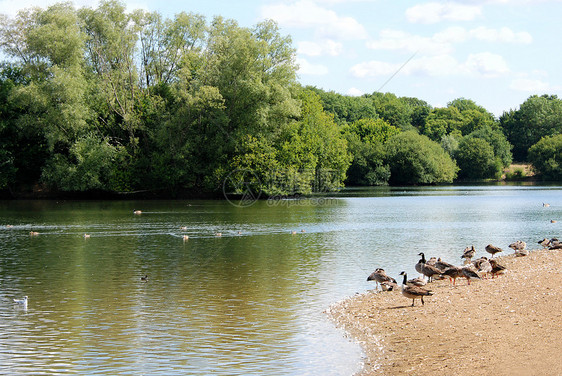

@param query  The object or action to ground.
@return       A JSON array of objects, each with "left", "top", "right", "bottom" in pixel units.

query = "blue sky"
[{"left": 2, "top": 0, "right": 561, "bottom": 116}]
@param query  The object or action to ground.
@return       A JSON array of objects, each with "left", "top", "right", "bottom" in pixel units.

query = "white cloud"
[
  {"left": 406, "top": 2, "right": 482, "bottom": 24},
  {"left": 296, "top": 57, "right": 329, "bottom": 75},
  {"left": 463, "top": 52, "right": 510, "bottom": 77},
  {"left": 470, "top": 26, "right": 532, "bottom": 43},
  {"left": 298, "top": 40, "right": 343, "bottom": 56},
  {"left": 366, "top": 29, "right": 455, "bottom": 55},
  {"left": 510, "top": 78, "right": 561, "bottom": 92},
  {"left": 347, "top": 87, "right": 366, "bottom": 96},
  {"left": 260, "top": 0, "right": 368, "bottom": 40},
  {"left": 350, "top": 52, "right": 509, "bottom": 79}
]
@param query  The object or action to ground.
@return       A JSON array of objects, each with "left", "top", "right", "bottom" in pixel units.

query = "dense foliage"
[
  {"left": 528, "top": 134, "right": 562, "bottom": 181},
  {"left": 0, "top": 1, "right": 561, "bottom": 197}
]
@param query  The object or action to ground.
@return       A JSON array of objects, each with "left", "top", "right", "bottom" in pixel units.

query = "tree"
[
  {"left": 455, "top": 137, "right": 501, "bottom": 180},
  {"left": 528, "top": 134, "right": 562, "bottom": 181},
  {"left": 500, "top": 95, "right": 562, "bottom": 161},
  {"left": 385, "top": 131, "right": 458, "bottom": 185}
]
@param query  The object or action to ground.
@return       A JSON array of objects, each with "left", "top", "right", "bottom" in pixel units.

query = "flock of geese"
[{"left": 367, "top": 237, "right": 561, "bottom": 307}]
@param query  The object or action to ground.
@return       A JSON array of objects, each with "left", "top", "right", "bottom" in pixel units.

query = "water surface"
[{"left": 0, "top": 185, "right": 560, "bottom": 374}]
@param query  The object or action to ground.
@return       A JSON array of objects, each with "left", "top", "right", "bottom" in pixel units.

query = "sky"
[{"left": 1, "top": 0, "right": 561, "bottom": 116}]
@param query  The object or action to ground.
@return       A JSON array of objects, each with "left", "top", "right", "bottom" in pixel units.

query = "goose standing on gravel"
[
  {"left": 509, "top": 240, "right": 527, "bottom": 251},
  {"left": 489, "top": 259, "right": 507, "bottom": 278},
  {"left": 461, "top": 246, "right": 476, "bottom": 264},
  {"left": 367, "top": 268, "right": 397, "bottom": 290},
  {"left": 485, "top": 244, "right": 504, "bottom": 258},
  {"left": 440, "top": 266, "right": 463, "bottom": 286},
  {"left": 416, "top": 252, "right": 442, "bottom": 282},
  {"left": 461, "top": 265, "right": 481, "bottom": 285},
  {"left": 399, "top": 272, "right": 433, "bottom": 306},
  {"left": 473, "top": 257, "right": 492, "bottom": 278},
  {"left": 407, "top": 276, "right": 427, "bottom": 287}
]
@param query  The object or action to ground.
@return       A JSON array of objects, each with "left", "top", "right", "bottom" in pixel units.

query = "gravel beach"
[{"left": 328, "top": 248, "right": 562, "bottom": 376}]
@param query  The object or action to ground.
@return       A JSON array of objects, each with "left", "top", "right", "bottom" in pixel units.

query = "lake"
[{"left": 0, "top": 185, "right": 560, "bottom": 375}]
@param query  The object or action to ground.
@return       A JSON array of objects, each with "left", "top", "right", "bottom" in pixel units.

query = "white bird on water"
[{"left": 13, "top": 296, "right": 28, "bottom": 307}]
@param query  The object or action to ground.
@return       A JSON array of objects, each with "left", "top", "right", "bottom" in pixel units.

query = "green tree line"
[{"left": 0, "top": 1, "right": 560, "bottom": 197}]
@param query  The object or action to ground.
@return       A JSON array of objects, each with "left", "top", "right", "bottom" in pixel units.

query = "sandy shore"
[{"left": 327, "top": 248, "right": 562, "bottom": 376}]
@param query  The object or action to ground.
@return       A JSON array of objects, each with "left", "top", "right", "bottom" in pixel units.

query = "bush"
[
  {"left": 528, "top": 134, "right": 562, "bottom": 181},
  {"left": 455, "top": 137, "right": 502, "bottom": 180}
]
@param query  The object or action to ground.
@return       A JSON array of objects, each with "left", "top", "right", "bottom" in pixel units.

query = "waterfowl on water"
[
  {"left": 133, "top": 210, "right": 142, "bottom": 215},
  {"left": 183, "top": 235, "right": 189, "bottom": 241},
  {"left": 180, "top": 226, "right": 188, "bottom": 230},
  {"left": 485, "top": 244, "right": 504, "bottom": 258},
  {"left": 29, "top": 231, "right": 39, "bottom": 236},
  {"left": 543, "top": 203, "right": 550, "bottom": 207},
  {"left": 83, "top": 233, "right": 91, "bottom": 239},
  {"left": 399, "top": 272, "right": 433, "bottom": 306},
  {"left": 215, "top": 233, "right": 222, "bottom": 237},
  {"left": 489, "top": 259, "right": 507, "bottom": 278},
  {"left": 367, "top": 268, "right": 397, "bottom": 290},
  {"left": 141, "top": 275, "right": 148, "bottom": 281},
  {"left": 461, "top": 246, "right": 476, "bottom": 264},
  {"left": 13, "top": 296, "right": 28, "bottom": 306}
]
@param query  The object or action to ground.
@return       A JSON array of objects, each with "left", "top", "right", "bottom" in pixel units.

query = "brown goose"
[
  {"left": 399, "top": 272, "right": 433, "bottom": 306},
  {"left": 489, "top": 259, "right": 507, "bottom": 278},
  {"left": 485, "top": 244, "right": 504, "bottom": 258},
  {"left": 509, "top": 240, "right": 526, "bottom": 251},
  {"left": 461, "top": 245, "right": 476, "bottom": 264},
  {"left": 435, "top": 258, "right": 455, "bottom": 272},
  {"left": 472, "top": 257, "right": 492, "bottom": 278},
  {"left": 417, "top": 253, "right": 442, "bottom": 282},
  {"left": 440, "top": 266, "right": 463, "bottom": 286},
  {"left": 461, "top": 265, "right": 481, "bottom": 285},
  {"left": 407, "top": 277, "right": 427, "bottom": 287},
  {"left": 367, "top": 268, "right": 397, "bottom": 290}
]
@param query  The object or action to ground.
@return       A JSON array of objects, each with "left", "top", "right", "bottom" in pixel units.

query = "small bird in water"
[
  {"left": 83, "top": 233, "right": 91, "bottom": 239},
  {"left": 141, "top": 275, "right": 148, "bottom": 282},
  {"left": 133, "top": 210, "right": 142, "bottom": 215},
  {"left": 13, "top": 296, "right": 28, "bottom": 307},
  {"left": 29, "top": 231, "right": 39, "bottom": 236},
  {"left": 183, "top": 235, "right": 189, "bottom": 241}
]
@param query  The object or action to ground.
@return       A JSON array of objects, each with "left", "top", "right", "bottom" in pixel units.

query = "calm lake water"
[{"left": 0, "top": 185, "right": 561, "bottom": 375}]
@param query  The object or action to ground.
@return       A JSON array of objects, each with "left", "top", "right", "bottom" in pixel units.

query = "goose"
[
  {"left": 367, "top": 268, "right": 397, "bottom": 290},
  {"left": 549, "top": 242, "right": 562, "bottom": 250},
  {"left": 435, "top": 258, "right": 455, "bottom": 272},
  {"left": 543, "top": 203, "right": 551, "bottom": 207},
  {"left": 473, "top": 257, "right": 492, "bottom": 278},
  {"left": 215, "top": 233, "right": 222, "bottom": 237},
  {"left": 291, "top": 231, "right": 297, "bottom": 235},
  {"left": 133, "top": 210, "right": 142, "bottom": 215},
  {"left": 13, "top": 296, "right": 28, "bottom": 306},
  {"left": 83, "top": 233, "right": 91, "bottom": 239},
  {"left": 380, "top": 280, "right": 399, "bottom": 291},
  {"left": 461, "top": 265, "right": 481, "bottom": 285},
  {"left": 485, "top": 244, "right": 504, "bottom": 258},
  {"left": 461, "top": 246, "right": 476, "bottom": 264},
  {"left": 417, "top": 252, "right": 442, "bottom": 282},
  {"left": 141, "top": 275, "right": 148, "bottom": 281},
  {"left": 29, "top": 231, "right": 39, "bottom": 236},
  {"left": 440, "top": 266, "right": 463, "bottom": 286},
  {"left": 515, "top": 248, "right": 529, "bottom": 257},
  {"left": 407, "top": 277, "right": 427, "bottom": 287},
  {"left": 538, "top": 238, "right": 551, "bottom": 248},
  {"left": 399, "top": 272, "right": 433, "bottom": 306},
  {"left": 508, "top": 241, "right": 526, "bottom": 251},
  {"left": 180, "top": 226, "right": 188, "bottom": 230},
  {"left": 183, "top": 235, "right": 189, "bottom": 241},
  {"left": 489, "top": 259, "right": 507, "bottom": 278}
]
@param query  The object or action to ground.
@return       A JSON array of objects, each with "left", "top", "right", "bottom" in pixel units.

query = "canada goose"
[
  {"left": 29, "top": 231, "right": 39, "bottom": 236},
  {"left": 301, "top": 229, "right": 306, "bottom": 233},
  {"left": 141, "top": 275, "right": 148, "bottom": 281},
  {"left": 489, "top": 259, "right": 507, "bottom": 278},
  {"left": 461, "top": 246, "right": 476, "bottom": 264},
  {"left": 551, "top": 220, "right": 557, "bottom": 223},
  {"left": 291, "top": 231, "right": 297, "bottom": 235},
  {"left": 538, "top": 238, "right": 551, "bottom": 247},
  {"left": 508, "top": 241, "right": 526, "bottom": 251},
  {"left": 549, "top": 242, "right": 562, "bottom": 250},
  {"left": 215, "top": 233, "right": 222, "bottom": 237},
  {"left": 543, "top": 203, "right": 550, "bottom": 207},
  {"left": 380, "top": 280, "right": 399, "bottom": 291},
  {"left": 183, "top": 235, "right": 189, "bottom": 241},
  {"left": 367, "top": 268, "right": 397, "bottom": 290},
  {"left": 485, "top": 244, "right": 504, "bottom": 258},
  {"left": 407, "top": 277, "right": 427, "bottom": 287},
  {"left": 440, "top": 266, "right": 463, "bottom": 286},
  {"left": 399, "top": 272, "right": 433, "bottom": 306},
  {"left": 417, "top": 253, "right": 442, "bottom": 282},
  {"left": 180, "top": 226, "right": 188, "bottom": 230},
  {"left": 461, "top": 265, "right": 481, "bottom": 285},
  {"left": 133, "top": 210, "right": 142, "bottom": 215},
  {"left": 83, "top": 233, "right": 91, "bottom": 239}
]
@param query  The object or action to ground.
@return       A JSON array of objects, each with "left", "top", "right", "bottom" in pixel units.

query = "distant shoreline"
[{"left": 327, "top": 248, "right": 562, "bottom": 375}]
